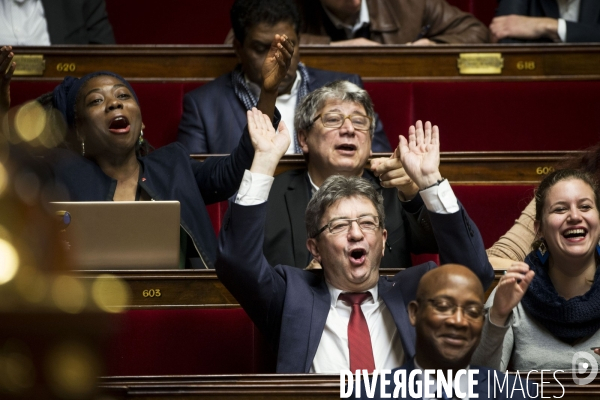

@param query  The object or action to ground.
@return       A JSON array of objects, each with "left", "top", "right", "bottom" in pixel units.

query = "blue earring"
[
  {"left": 536, "top": 240, "right": 549, "bottom": 264},
  {"left": 596, "top": 239, "right": 600, "bottom": 257}
]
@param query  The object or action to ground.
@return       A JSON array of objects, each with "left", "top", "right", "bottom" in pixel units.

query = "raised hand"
[
  {"left": 370, "top": 145, "right": 419, "bottom": 200},
  {"left": 398, "top": 120, "right": 442, "bottom": 189},
  {"left": 489, "top": 262, "right": 535, "bottom": 326},
  {"left": 261, "top": 34, "right": 294, "bottom": 94},
  {"left": 1, "top": 46, "right": 16, "bottom": 118},
  {"left": 247, "top": 107, "right": 290, "bottom": 177}
]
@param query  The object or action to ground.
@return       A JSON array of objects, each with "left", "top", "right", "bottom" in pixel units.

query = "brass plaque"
[
  {"left": 13, "top": 55, "right": 46, "bottom": 76},
  {"left": 457, "top": 53, "right": 503, "bottom": 75}
]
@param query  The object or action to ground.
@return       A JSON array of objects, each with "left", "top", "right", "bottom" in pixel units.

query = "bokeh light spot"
[
  {"left": 91, "top": 274, "right": 131, "bottom": 313},
  {"left": 15, "top": 101, "right": 46, "bottom": 143},
  {"left": 0, "top": 238, "right": 19, "bottom": 285},
  {"left": 51, "top": 275, "right": 86, "bottom": 314}
]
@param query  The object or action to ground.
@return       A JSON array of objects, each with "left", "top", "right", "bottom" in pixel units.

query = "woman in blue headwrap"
[{"left": 0, "top": 41, "right": 293, "bottom": 268}]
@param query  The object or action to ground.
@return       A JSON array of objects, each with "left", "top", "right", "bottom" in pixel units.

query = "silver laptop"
[{"left": 49, "top": 201, "right": 180, "bottom": 269}]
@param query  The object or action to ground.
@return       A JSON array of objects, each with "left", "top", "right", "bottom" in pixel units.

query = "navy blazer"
[
  {"left": 42, "top": 0, "right": 115, "bottom": 44},
  {"left": 216, "top": 200, "right": 494, "bottom": 373},
  {"left": 497, "top": 0, "right": 600, "bottom": 42},
  {"left": 44, "top": 124, "right": 257, "bottom": 268},
  {"left": 356, "top": 358, "right": 534, "bottom": 399},
  {"left": 177, "top": 66, "right": 391, "bottom": 154}
]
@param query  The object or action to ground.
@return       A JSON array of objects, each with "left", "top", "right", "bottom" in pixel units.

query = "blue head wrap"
[{"left": 52, "top": 71, "right": 139, "bottom": 128}]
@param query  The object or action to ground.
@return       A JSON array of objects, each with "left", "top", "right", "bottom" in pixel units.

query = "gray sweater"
[{"left": 472, "top": 287, "right": 600, "bottom": 371}]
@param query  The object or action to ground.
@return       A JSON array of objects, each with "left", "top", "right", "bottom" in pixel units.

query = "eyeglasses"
[
  {"left": 313, "top": 112, "right": 372, "bottom": 131},
  {"left": 425, "top": 298, "right": 484, "bottom": 320},
  {"left": 312, "top": 215, "right": 380, "bottom": 238}
]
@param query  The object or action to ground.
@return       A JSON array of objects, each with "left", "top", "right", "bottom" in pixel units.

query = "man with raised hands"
[{"left": 215, "top": 115, "right": 494, "bottom": 373}]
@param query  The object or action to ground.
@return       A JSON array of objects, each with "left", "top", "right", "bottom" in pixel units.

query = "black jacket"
[
  {"left": 263, "top": 168, "right": 439, "bottom": 269},
  {"left": 497, "top": 0, "right": 600, "bottom": 43},
  {"left": 42, "top": 0, "right": 115, "bottom": 44}
]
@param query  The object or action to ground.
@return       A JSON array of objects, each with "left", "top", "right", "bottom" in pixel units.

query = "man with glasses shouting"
[
  {"left": 263, "top": 80, "right": 439, "bottom": 270},
  {"left": 215, "top": 107, "right": 494, "bottom": 373}
]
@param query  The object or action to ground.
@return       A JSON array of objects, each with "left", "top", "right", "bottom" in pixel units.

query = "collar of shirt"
[
  {"left": 306, "top": 171, "right": 320, "bottom": 195},
  {"left": 413, "top": 358, "right": 471, "bottom": 400},
  {"left": 323, "top": 0, "right": 370, "bottom": 38},
  {"left": 326, "top": 280, "right": 379, "bottom": 308},
  {"left": 244, "top": 70, "right": 302, "bottom": 102},
  {"left": 557, "top": 0, "right": 580, "bottom": 22}
]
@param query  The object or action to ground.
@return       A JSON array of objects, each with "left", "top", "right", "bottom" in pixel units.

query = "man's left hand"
[
  {"left": 261, "top": 34, "right": 294, "bottom": 93},
  {"left": 371, "top": 146, "right": 420, "bottom": 200}
]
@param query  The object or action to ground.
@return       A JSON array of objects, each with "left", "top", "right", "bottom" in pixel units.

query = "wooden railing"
[
  {"left": 12, "top": 44, "right": 600, "bottom": 82},
  {"left": 193, "top": 151, "right": 575, "bottom": 184}
]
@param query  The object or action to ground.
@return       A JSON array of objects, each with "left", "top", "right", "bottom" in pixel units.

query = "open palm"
[{"left": 399, "top": 120, "right": 441, "bottom": 189}]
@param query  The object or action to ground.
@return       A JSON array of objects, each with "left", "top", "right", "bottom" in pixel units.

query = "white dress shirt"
[
  {"left": 556, "top": 0, "right": 581, "bottom": 42},
  {"left": 310, "top": 283, "right": 404, "bottom": 373},
  {"left": 235, "top": 170, "right": 460, "bottom": 373},
  {"left": 0, "top": 0, "right": 51, "bottom": 45},
  {"left": 245, "top": 71, "right": 300, "bottom": 154},
  {"left": 322, "top": 0, "right": 370, "bottom": 39}
]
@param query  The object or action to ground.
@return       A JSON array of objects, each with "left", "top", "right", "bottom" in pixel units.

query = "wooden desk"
[
  {"left": 194, "top": 151, "right": 575, "bottom": 184},
  {"left": 12, "top": 44, "right": 600, "bottom": 82},
  {"left": 73, "top": 269, "right": 506, "bottom": 309},
  {"left": 98, "top": 372, "right": 600, "bottom": 399}
]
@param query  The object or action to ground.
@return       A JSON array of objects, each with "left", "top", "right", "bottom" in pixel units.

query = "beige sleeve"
[{"left": 486, "top": 198, "right": 536, "bottom": 261}]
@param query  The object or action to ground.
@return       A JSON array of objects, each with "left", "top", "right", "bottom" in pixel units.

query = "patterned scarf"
[
  {"left": 521, "top": 252, "right": 600, "bottom": 343},
  {"left": 231, "top": 62, "right": 310, "bottom": 153}
]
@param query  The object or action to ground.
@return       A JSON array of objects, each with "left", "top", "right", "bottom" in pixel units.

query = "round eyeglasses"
[{"left": 313, "top": 112, "right": 372, "bottom": 131}]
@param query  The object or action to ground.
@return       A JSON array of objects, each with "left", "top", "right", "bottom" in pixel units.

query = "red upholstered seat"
[
  {"left": 412, "top": 81, "right": 600, "bottom": 151},
  {"left": 446, "top": 0, "right": 497, "bottom": 26},
  {"left": 452, "top": 185, "right": 536, "bottom": 248},
  {"left": 105, "top": 1, "right": 235, "bottom": 44},
  {"left": 105, "top": 309, "right": 275, "bottom": 375},
  {"left": 363, "top": 82, "right": 412, "bottom": 149}
]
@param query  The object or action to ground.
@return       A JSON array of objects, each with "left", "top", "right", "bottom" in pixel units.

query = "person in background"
[
  {"left": 295, "top": 0, "right": 489, "bottom": 45},
  {"left": 0, "top": 0, "right": 115, "bottom": 45},
  {"left": 491, "top": 0, "right": 600, "bottom": 43},
  {"left": 473, "top": 169, "right": 600, "bottom": 372},
  {"left": 264, "top": 82, "right": 438, "bottom": 270},
  {"left": 487, "top": 143, "right": 600, "bottom": 270},
  {"left": 357, "top": 265, "right": 532, "bottom": 400},
  {"left": 178, "top": 0, "right": 391, "bottom": 155},
  {"left": 0, "top": 36, "right": 292, "bottom": 268}
]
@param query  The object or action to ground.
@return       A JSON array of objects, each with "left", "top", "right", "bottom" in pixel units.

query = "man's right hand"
[
  {"left": 248, "top": 107, "right": 290, "bottom": 177},
  {"left": 330, "top": 38, "right": 381, "bottom": 46},
  {"left": 1, "top": 46, "right": 16, "bottom": 119},
  {"left": 490, "top": 15, "right": 559, "bottom": 42}
]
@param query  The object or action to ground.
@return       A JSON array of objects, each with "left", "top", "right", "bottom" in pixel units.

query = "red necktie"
[{"left": 339, "top": 292, "right": 375, "bottom": 373}]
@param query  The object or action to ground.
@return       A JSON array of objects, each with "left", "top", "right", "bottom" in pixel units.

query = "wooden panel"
[
  {"left": 11, "top": 45, "right": 600, "bottom": 82},
  {"left": 194, "top": 151, "right": 575, "bottom": 184},
  {"left": 97, "top": 373, "right": 600, "bottom": 399},
  {"left": 74, "top": 269, "right": 505, "bottom": 309}
]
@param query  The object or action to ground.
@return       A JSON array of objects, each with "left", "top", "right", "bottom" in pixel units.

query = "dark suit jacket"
[
  {"left": 42, "top": 0, "right": 115, "bottom": 44},
  {"left": 297, "top": 0, "right": 489, "bottom": 44},
  {"left": 216, "top": 200, "right": 494, "bottom": 373},
  {"left": 497, "top": 0, "right": 600, "bottom": 42},
  {"left": 357, "top": 358, "right": 534, "bottom": 399},
  {"left": 264, "top": 168, "right": 438, "bottom": 269},
  {"left": 176, "top": 66, "right": 391, "bottom": 154}
]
